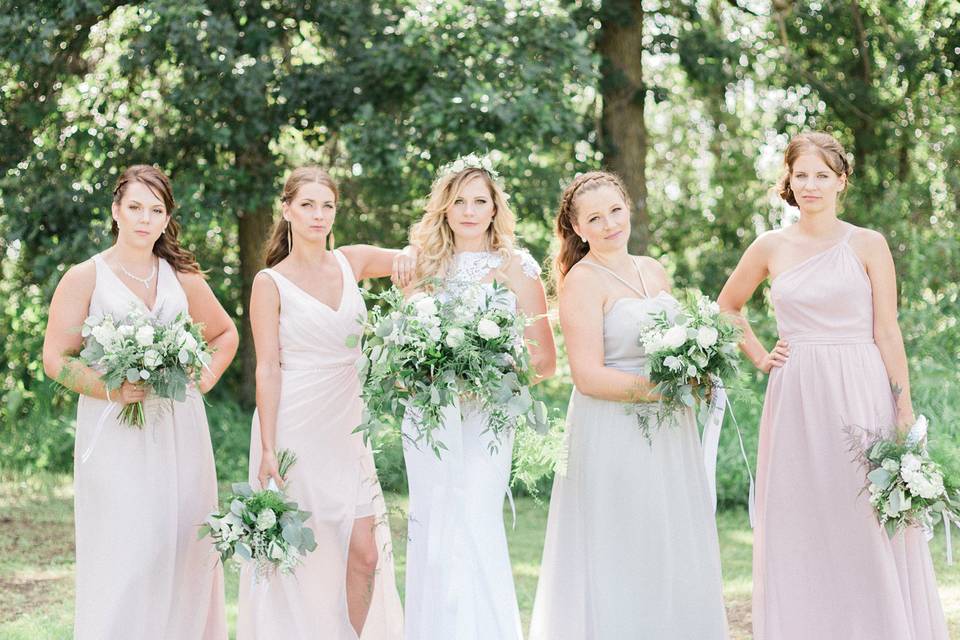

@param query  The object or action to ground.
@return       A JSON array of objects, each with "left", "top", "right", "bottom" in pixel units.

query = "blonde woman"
[
  {"left": 238, "top": 167, "right": 411, "bottom": 639},
  {"left": 402, "top": 156, "right": 556, "bottom": 640}
]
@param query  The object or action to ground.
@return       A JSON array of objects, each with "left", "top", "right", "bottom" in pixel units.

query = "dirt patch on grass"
[
  {"left": 0, "top": 509, "right": 75, "bottom": 567},
  {"left": 0, "top": 569, "right": 72, "bottom": 623},
  {"left": 726, "top": 598, "right": 753, "bottom": 639}
]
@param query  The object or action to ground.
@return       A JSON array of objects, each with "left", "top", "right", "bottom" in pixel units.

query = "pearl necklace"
[{"left": 118, "top": 261, "right": 157, "bottom": 290}]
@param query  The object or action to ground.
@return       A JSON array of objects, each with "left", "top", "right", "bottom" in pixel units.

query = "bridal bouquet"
[
  {"left": 350, "top": 282, "right": 548, "bottom": 456},
  {"left": 636, "top": 291, "right": 741, "bottom": 438},
  {"left": 79, "top": 308, "right": 212, "bottom": 426},
  {"left": 852, "top": 417, "right": 960, "bottom": 538},
  {"left": 199, "top": 449, "right": 317, "bottom": 580}
]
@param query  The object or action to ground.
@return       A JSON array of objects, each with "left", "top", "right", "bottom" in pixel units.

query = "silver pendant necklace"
[{"left": 118, "top": 261, "right": 157, "bottom": 290}]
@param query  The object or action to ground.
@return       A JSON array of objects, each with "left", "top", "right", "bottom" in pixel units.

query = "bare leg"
[{"left": 346, "top": 515, "right": 378, "bottom": 636}]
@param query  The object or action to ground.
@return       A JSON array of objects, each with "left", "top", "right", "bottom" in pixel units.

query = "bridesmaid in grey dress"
[{"left": 529, "top": 171, "right": 728, "bottom": 640}]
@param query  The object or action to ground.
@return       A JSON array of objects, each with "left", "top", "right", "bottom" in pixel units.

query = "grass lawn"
[{"left": 2, "top": 475, "right": 958, "bottom": 639}]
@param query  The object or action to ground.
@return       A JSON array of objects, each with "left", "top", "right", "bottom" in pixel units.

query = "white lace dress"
[{"left": 401, "top": 249, "right": 541, "bottom": 640}]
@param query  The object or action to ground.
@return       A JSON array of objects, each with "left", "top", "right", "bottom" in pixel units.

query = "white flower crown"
[{"left": 436, "top": 152, "right": 501, "bottom": 183}]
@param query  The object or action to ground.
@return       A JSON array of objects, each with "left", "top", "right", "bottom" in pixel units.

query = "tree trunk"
[
  {"left": 235, "top": 145, "right": 278, "bottom": 408},
  {"left": 599, "top": 0, "right": 649, "bottom": 254}
]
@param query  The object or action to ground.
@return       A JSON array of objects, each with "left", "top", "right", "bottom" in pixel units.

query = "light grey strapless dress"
[{"left": 530, "top": 283, "right": 729, "bottom": 639}]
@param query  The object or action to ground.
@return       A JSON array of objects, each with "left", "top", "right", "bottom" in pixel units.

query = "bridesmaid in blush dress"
[
  {"left": 719, "top": 132, "right": 947, "bottom": 640},
  {"left": 238, "top": 167, "right": 409, "bottom": 640},
  {"left": 42, "top": 165, "right": 237, "bottom": 640}
]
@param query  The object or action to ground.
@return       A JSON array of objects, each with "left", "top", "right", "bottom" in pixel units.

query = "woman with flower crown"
[{"left": 401, "top": 154, "right": 556, "bottom": 640}]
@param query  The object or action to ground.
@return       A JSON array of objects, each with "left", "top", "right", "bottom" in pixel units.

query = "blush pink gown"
[
  {"left": 74, "top": 254, "right": 226, "bottom": 639},
  {"left": 237, "top": 249, "right": 403, "bottom": 640},
  {"left": 753, "top": 226, "right": 947, "bottom": 639}
]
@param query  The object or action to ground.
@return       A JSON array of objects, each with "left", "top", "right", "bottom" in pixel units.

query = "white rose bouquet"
[
  {"left": 636, "top": 291, "right": 741, "bottom": 438},
  {"left": 199, "top": 449, "right": 317, "bottom": 581},
  {"left": 79, "top": 307, "right": 212, "bottom": 427},
  {"left": 850, "top": 417, "right": 960, "bottom": 539},
  {"left": 350, "top": 282, "right": 548, "bottom": 456}
]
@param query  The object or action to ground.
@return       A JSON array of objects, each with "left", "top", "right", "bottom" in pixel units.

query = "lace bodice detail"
[{"left": 445, "top": 248, "right": 541, "bottom": 288}]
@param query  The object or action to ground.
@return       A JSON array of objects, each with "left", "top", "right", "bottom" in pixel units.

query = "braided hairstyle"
[
  {"left": 111, "top": 165, "right": 203, "bottom": 275},
  {"left": 553, "top": 171, "right": 630, "bottom": 287},
  {"left": 775, "top": 132, "right": 853, "bottom": 206}
]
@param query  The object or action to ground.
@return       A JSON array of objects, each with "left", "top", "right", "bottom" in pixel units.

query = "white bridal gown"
[{"left": 402, "top": 249, "right": 541, "bottom": 640}]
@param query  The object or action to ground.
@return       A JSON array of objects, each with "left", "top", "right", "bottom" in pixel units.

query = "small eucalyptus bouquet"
[{"left": 199, "top": 449, "right": 318, "bottom": 580}]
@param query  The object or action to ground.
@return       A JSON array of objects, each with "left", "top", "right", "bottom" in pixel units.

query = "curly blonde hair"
[{"left": 409, "top": 167, "right": 516, "bottom": 287}]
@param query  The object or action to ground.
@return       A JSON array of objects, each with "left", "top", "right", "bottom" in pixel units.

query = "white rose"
[
  {"left": 428, "top": 326, "right": 442, "bottom": 342},
  {"left": 91, "top": 325, "right": 117, "bottom": 347},
  {"left": 662, "top": 325, "right": 688, "bottom": 349},
  {"left": 256, "top": 508, "right": 277, "bottom": 531},
  {"left": 477, "top": 318, "right": 501, "bottom": 340},
  {"left": 143, "top": 349, "right": 162, "bottom": 368},
  {"left": 118, "top": 324, "right": 134, "bottom": 337},
  {"left": 696, "top": 326, "right": 719, "bottom": 349},
  {"left": 413, "top": 296, "right": 438, "bottom": 318},
  {"left": 663, "top": 355, "right": 683, "bottom": 372},
  {"left": 445, "top": 327, "right": 466, "bottom": 348},
  {"left": 900, "top": 453, "right": 922, "bottom": 473},
  {"left": 686, "top": 364, "right": 698, "bottom": 378},
  {"left": 697, "top": 298, "right": 720, "bottom": 316},
  {"left": 135, "top": 325, "right": 155, "bottom": 347}
]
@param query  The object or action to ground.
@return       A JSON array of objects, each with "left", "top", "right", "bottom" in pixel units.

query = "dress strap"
[
  {"left": 841, "top": 225, "right": 856, "bottom": 243},
  {"left": 579, "top": 259, "right": 649, "bottom": 297},
  {"left": 333, "top": 249, "right": 358, "bottom": 284}
]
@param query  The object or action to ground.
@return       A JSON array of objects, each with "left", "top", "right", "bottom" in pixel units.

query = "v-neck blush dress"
[
  {"left": 238, "top": 249, "right": 403, "bottom": 640},
  {"left": 74, "top": 253, "right": 226, "bottom": 639}
]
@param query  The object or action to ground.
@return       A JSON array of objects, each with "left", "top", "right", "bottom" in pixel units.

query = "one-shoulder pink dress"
[{"left": 753, "top": 226, "right": 947, "bottom": 639}]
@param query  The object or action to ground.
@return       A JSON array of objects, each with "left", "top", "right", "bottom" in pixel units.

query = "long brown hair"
[
  {"left": 264, "top": 166, "right": 340, "bottom": 268},
  {"left": 553, "top": 171, "right": 630, "bottom": 286},
  {"left": 112, "top": 165, "right": 202, "bottom": 275},
  {"left": 775, "top": 132, "right": 853, "bottom": 206}
]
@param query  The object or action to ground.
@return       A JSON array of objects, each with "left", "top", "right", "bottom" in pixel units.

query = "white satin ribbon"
[
  {"left": 944, "top": 516, "right": 954, "bottom": 565},
  {"left": 702, "top": 377, "right": 756, "bottom": 528},
  {"left": 79, "top": 401, "right": 118, "bottom": 464}
]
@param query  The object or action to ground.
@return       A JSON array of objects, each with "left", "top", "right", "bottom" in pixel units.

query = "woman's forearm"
[
  {"left": 874, "top": 327, "right": 914, "bottom": 430},
  {"left": 726, "top": 308, "right": 769, "bottom": 370},
  {"left": 202, "top": 329, "right": 239, "bottom": 391},
  {"left": 573, "top": 365, "right": 659, "bottom": 403},
  {"left": 255, "top": 368, "right": 283, "bottom": 452},
  {"left": 47, "top": 356, "right": 112, "bottom": 401}
]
